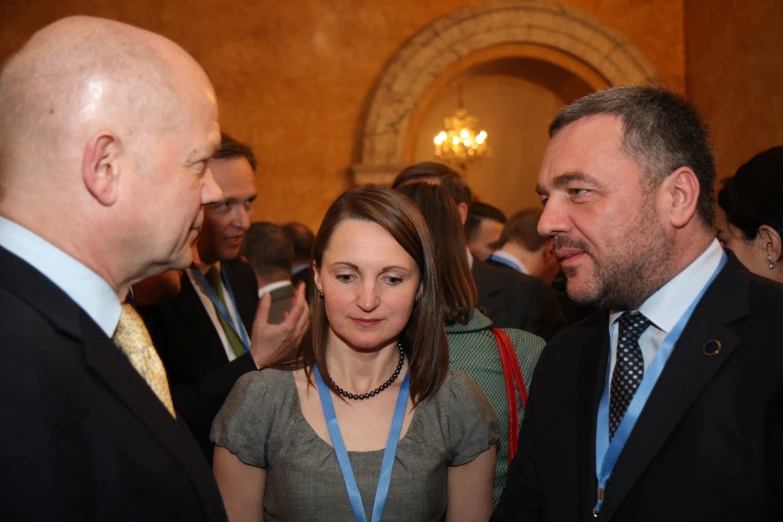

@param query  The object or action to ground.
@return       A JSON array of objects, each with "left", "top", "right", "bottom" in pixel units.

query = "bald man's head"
[
  {"left": 0, "top": 17, "right": 222, "bottom": 296},
  {"left": 0, "top": 16, "right": 214, "bottom": 188}
]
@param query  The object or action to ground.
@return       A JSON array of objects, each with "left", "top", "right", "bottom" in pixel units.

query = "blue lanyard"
[
  {"left": 313, "top": 363, "right": 410, "bottom": 522},
  {"left": 594, "top": 252, "right": 727, "bottom": 515},
  {"left": 190, "top": 268, "right": 251, "bottom": 352}
]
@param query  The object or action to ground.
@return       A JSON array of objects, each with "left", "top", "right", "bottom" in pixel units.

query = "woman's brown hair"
[
  {"left": 279, "top": 185, "right": 449, "bottom": 404},
  {"left": 396, "top": 182, "right": 478, "bottom": 325}
]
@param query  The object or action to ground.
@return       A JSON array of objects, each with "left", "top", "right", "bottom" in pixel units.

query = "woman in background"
[
  {"left": 717, "top": 146, "right": 783, "bottom": 284},
  {"left": 396, "top": 182, "right": 545, "bottom": 507},
  {"left": 211, "top": 186, "right": 498, "bottom": 521}
]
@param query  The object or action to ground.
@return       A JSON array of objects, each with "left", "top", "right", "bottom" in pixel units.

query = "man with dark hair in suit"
[
  {"left": 244, "top": 222, "right": 296, "bottom": 324},
  {"left": 139, "top": 133, "right": 308, "bottom": 461},
  {"left": 487, "top": 209, "right": 592, "bottom": 324},
  {"left": 486, "top": 209, "right": 559, "bottom": 283},
  {"left": 283, "top": 221, "right": 315, "bottom": 299},
  {"left": 392, "top": 163, "right": 566, "bottom": 341},
  {"left": 0, "top": 16, "right": 230, "bottom": 520},
  {"left": 465, "top": 201, "right": 506, "bottom": 262},
  {"left": 493, "top": 86, "right": 783, "bottom": 522}
]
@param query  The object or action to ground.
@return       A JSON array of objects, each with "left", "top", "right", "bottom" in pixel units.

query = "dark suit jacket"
[
  {"left": 473, "top": 258, "right": 567, "bottom": 341},
  {"left": 138, "top": 259, "right": 259, "bottom": 461},
  {"left": 485, "top": 257, "right": 593, "bottom": 324},
  {"left": 0, "top": 247, "right": 227, "bottom": 521},
  {"left": 492, "top": 254, "right": 783, "bottom": 522}
]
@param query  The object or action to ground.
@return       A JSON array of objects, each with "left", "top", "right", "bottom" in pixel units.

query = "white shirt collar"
[
  {"left": 0, "top": 216, "right": 121, "bottom": 337},
  {"left": 258, "top": 279, "right": 292, "bottom": 298},
  {"left": 609, "top": 239, "right": 725, "bottom": 333},
  {"left": 291, "top": 262, "right": 309, "bottom": 276},
  {"left": 491, "top": 250, "right": 529, "bottom": 274},
  {"left": 466, "top": 248, "right": 474, "bottom": 269}
]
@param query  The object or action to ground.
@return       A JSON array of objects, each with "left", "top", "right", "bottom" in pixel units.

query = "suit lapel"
[
  {"left": 172, "top": 274, "right": 229, "bottom": 367},
  {"left": 576, "top": 312, "right": 610, "bottom": 519},
  {"left": 223, "top": 260, "right": 258, "bottom": 334},
  {"left": 598, "top": 257, "right": 750, "bottom": 519},
  {"left": 0, "top": 248, "right": 225, "bottom": 520},
  {"left": 84, "top": 306, "right": 226, "bottom": 521}
]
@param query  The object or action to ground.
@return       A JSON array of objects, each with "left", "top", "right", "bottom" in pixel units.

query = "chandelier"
[{"left": 433, "top": 87, "right": 489, "bottom": 170}]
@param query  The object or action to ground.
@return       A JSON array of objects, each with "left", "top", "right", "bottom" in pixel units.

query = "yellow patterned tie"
[{"left": 112, "top": 303, "right": 176, "bottom": 417}]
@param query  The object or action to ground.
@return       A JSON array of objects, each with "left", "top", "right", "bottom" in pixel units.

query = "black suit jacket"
[
  {"left": 0, "top": 247, "right": 227, "bottom": 521},
  {"left": 472, "top": 258, "right": 567, "bottom": 341},
  {"left": 138, "top": 259, "right": 259, "bottom": 461},
  {"left": 492, "top": 253, "right": 783, "bottom": 521}
]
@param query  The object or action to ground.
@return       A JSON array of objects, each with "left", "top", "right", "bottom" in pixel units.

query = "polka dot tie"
[
  {"left": 112, "top": 303, "right": 176, "bottom": 417},
  {"left": 609, "top": 311, "right": 651, "bottom": 439}
]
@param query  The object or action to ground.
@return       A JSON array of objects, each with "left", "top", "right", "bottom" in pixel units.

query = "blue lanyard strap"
[
  {"left": 314, "top": 363, "right": 410, "bottom": 522},
  {"left": 594, "top": 252, "right": 727, "bottom": 515},
  {"left": 190, "top": 268, "right": 251, "bottom": 352}
]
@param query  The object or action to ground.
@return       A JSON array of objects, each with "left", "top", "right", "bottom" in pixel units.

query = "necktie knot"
[
  {"left": 113, "top": 303, "right": 152, "bottom": 351},
  {"left": 617, "top": 311, "right": 651, "bottom": 345},
  {"left": 205, "top": 266, "right": 222, "bottom": 293}
]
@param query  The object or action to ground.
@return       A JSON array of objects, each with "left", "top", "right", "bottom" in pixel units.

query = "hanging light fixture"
[{"left": 433, "top": 84, "right": 490, "bottom": 171}]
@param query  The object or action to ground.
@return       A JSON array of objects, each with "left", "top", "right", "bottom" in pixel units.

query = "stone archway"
[{"left": 352, "top": 0, "right": 661, "bottom": 185}]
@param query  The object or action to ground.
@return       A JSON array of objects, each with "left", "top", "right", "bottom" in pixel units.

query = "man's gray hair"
[{"left": 550, "top": 86, "right": 717, "bottom": 228}]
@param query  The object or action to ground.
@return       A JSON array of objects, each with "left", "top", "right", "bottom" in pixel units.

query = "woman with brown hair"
[
  {"left": 210, "top": 186, "right": 499, "bottom": 521},
  {"left": 396, "top": 182, "right": 545, "bottom": 507}
]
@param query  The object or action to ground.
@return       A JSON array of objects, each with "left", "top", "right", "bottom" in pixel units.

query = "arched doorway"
[{"left": 352, "top": 0, "right": 661, "bottom": 191}]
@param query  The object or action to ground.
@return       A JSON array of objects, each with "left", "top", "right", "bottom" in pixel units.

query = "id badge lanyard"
[
  {"left": 593, "top": 252, "right": 727, "bottom": 515},
  {"left": 314, "top": 364, "right": 409, "bottom": 522},
  {"left": 191, "top": 268, "right": 251, "bottom": 352}
]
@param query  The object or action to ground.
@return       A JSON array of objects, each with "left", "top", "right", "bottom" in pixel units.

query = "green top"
[{"left": 447, "top": 309, "right": 546, "bottom": 506}]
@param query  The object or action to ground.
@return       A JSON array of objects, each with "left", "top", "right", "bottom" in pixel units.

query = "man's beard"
[{"left": 556, "top": 206, "right": 675, "bottom": 310}]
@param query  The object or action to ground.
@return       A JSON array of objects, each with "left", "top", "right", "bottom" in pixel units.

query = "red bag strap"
[{"left": 491, "top": 328, "right": 528, "bottom": 465}]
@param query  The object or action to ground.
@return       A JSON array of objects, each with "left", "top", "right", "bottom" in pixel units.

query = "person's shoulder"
[
  {"left": 747, "top": 271, "right": 783, "bottom": 303},
  {"left": 233, "top": 367, "right": 295, "bottom": 399},
  {"left": 483, "top": 261, "right": 549, "bottom": 295},
  {"left": 441, "top": 370, "right": 488, "bottom": 402},
  {"left": 502, "top": 327, "right": 546, "bottom": 351}
]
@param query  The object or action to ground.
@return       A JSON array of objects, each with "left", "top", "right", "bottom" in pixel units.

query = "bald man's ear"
[
  {"left": 457, "top": 202, "right": 469, "bottom": 225},
  {"left": 82, "top": 133, "right": 121, "bottom": 206},
  {"left": 664, "top": 167, "right": 700, "bottom": 229}
]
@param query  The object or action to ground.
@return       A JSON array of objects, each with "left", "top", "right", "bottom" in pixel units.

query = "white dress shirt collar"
[
  {"left": 491, "top": 250, "right": 529, "bottom": 274},
  {"left": 0, "top": 216, "right": 121, "bottom": 337},
  {"left": 609, "top": 239, "right": 725, "bottom": 333},
  {"left": 258, "top": 279, "right": 292, "bottom": 298}
]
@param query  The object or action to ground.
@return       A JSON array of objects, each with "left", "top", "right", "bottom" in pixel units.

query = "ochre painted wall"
[
  {"left": 1, "top": 0, "right": 684, "bottom": 231},
  {"left": 685, "top": 0, "right": 783, "bottom": 181}
]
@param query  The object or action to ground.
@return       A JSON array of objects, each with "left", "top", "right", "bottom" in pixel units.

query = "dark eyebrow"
[
  {"left": 328, "top": 262, "right": 411, "bottom": 273},
  {"left": 330, "top": 262, "right": 359, "bottom": 270},
  {"left": 382, "top": 266, "right": 411, "bottom": 273},
  {"left": 536, "top": 172, "right": 601, "bottom": 195}
]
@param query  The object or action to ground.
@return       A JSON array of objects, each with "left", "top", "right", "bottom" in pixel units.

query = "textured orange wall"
[
  {"left": 1, "top": 0, "right": 684, "bottom": 231},
  {"left": 685, "top": 0, "right": 783, "bottom": 180}
]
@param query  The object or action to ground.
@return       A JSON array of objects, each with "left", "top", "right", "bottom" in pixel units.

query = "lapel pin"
[{"left": 702, "top": 340, "right": 722, "bottom": 356}]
